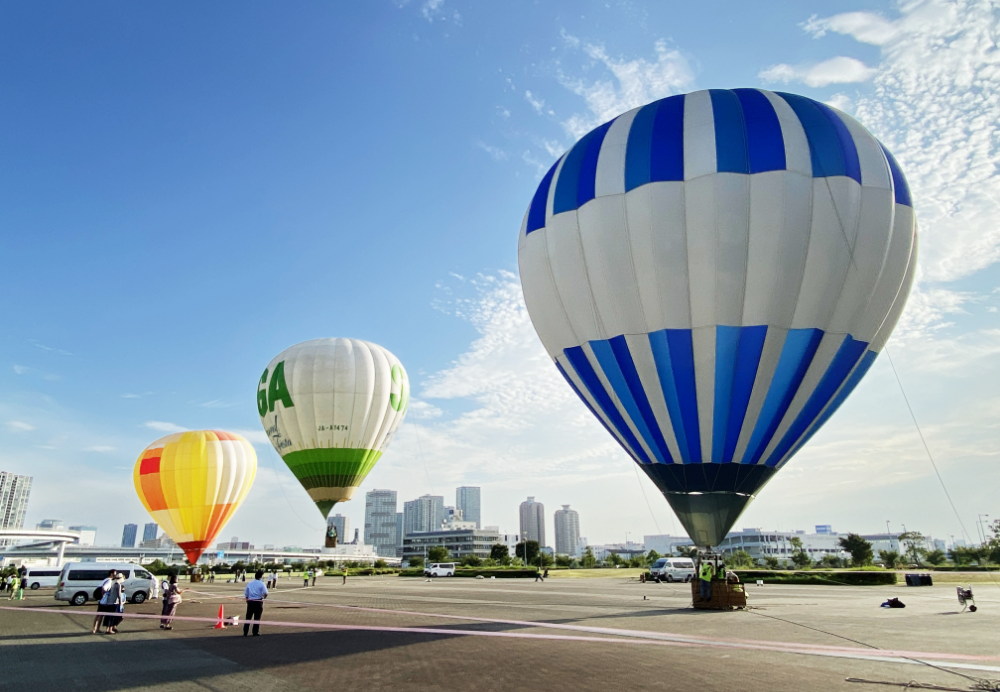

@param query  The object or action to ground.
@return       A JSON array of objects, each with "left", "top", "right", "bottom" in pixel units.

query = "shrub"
[{"left": 737, "top": 570, "right": 896, "bottom": 586}]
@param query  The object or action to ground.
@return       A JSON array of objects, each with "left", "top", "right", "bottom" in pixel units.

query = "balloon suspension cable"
[
  {"left": 883, "top": 345, "right": 1000, "bottom": 592},
  {"left": 265, "top": 443, "right": 323, "bottom": 532},
  {"left": 408, "top": 420, "right": 436, "bottom": 495},
  {"left": 632, "top": 463, "right": 671, "bottom": 536}
]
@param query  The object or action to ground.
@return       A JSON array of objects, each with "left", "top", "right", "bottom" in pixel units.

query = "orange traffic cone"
[{"left": 214, "top": 605, "right": 226, "bottom": 629}]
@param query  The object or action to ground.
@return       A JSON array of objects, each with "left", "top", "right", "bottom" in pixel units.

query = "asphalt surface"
[{"left": 1, "top": 575, "right": 998, "bottom": 691}]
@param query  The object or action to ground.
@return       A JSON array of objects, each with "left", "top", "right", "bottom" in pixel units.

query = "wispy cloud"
[
  {"left": 121, "top": 392, "right": 152, "bottom": 399},
  {"left": 524, "top": 90, "right": 551, "bottom": 115},
  {"left": 144, "top": 421, "right": 187, "bottom": 433},
  {"left": 559, "top": 36, "right": 693, "bottom": 139},
  {"left": 84, "top": 445, "right": 115, "bottom": 453},
  {"left": 475, "top": 141, "right": 508, "bottom": 161},
  {"left": 758, "top": 56, "right": 877, "bottom": 87},
  {"left": 199, "top": 399, "right": 234, "bottom": 409},
  {"left": 802, "top": 11, "right": 899, "bottom": 45},
  {"left": 29, "top": 340, "right": 72, "bottom": 356},
  {"left": 5, "top": 421, "right": 36, "bottom": 432}
]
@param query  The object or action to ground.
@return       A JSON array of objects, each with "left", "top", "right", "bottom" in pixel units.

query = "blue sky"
[{"left": 2, "top": 0, "right": 998, "bottom": 549}]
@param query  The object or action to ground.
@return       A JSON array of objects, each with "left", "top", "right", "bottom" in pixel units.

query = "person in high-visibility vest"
[{"left": 698, "top": 560, "right": 714, "bottom": 601}]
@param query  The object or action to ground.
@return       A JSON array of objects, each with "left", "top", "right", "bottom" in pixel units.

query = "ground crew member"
[
  {"left": 243, "top": 570, "right": 268, "bottom": 637},
  {"left": 698, "top": 560, "right": 714, "bottom": 601}
]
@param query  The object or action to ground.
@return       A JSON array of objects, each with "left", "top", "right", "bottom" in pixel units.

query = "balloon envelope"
[
  {"left": 134, "top": 430, "right": 257, "bottom": 564},
  {"left": 258, "top": 338, "right": 409, "bottom": 518},
  {"left": 518, "top": 89, "right": 917, "bottom": 545}
]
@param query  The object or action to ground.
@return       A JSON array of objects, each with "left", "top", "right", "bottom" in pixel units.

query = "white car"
[
  {"left": 649, "top": 558, "right": 696, "bottom": 583},
  {"left": 54, "top": 562, "right": 158, "bottom": 606},
  {"left": 424, "top": 563, "right": 456, "bottom": 577},
  {"left": 24, "top": 568, "right": 62, "bottom": 590}
]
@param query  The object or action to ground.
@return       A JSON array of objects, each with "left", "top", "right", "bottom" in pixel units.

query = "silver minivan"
[
  {"left": 55, "top": 562, "right": 158, "bottom": 606},
  {"left": 649, "top": 557, "right": 696, "bottom": 583},
  {"left": 24, "top": 568, "right": 62, "bottom": 590}
]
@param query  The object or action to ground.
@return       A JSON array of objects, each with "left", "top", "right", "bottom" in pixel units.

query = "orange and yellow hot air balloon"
[{"left": 133, "top": 430, "right": 257, "bottom": 564}]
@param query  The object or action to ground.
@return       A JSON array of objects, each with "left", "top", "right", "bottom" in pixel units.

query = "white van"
[
  {"left": 54, "top": 562, "right": 158, "bottom": 606},
  {"left": 24, "top": 568, "right": 62, "bottom": 590},
  {"left": 649, "top": 558, "right": 696, "bottom": 583},
  {"left": 424, "top": 563, "right": 456, "bottom": 577}
]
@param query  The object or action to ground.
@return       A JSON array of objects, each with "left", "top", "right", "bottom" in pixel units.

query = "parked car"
[
  {"left": 24, "top": 568, "right": 62, "bottom": 590},
  {"left": 424, "top": 563, "right": 456, "bottom": 577},
  {"left": 649, "top": 557, "right": 696, "bottom": 583},
  {"left": 54, "top": 562, "right": 158, "bottom": 605}
]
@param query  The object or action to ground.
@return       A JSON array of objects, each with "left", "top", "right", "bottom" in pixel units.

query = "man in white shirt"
[{"left": 243, "top": 570, "right": 268, "bottom": 637}]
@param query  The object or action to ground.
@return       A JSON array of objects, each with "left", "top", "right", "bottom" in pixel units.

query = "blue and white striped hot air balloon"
[{"left": 518, "top": 89, "right": 917, "bottom": 547}]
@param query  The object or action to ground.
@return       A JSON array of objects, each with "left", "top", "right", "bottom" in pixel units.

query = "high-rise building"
[
  {"left": 36, "top": 519, "right": 65, "bottom": 530},
  {"left": 142, "top": 522, "right": 159, "bottom": 543},
  {"left": 403, "top": 495, "right": 445, "bottom": 535},
  {"left": 0, "top": 472, "right": 32, "bottom": 546},
  {"left": 456, "top": 486, "right": 481, "bottom": 528},
  {"left": 327, "top": 514, "right": 350, "bottom": 544},
  {"left": 396, "top": 512, "right": 404, "bottom": 556},
  {"left": 519, "top": 497, "right": 545, "bottom": 546},
  {"left": 69, "top": 525, "right": 97, "bottom": 546},
  {"left": 121, "top": 523, "right": 138, "bottom": 548},
  {"left": 554, "top": 505, "right": 580, "bottom": 557},
  {"left": 364, "top": 489, "right": 398, "bottom": 557}
]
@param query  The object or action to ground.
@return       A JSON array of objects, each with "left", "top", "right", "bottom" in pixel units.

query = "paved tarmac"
[{"left": 1, "top": 575, "right": 998, "bottom": 691}]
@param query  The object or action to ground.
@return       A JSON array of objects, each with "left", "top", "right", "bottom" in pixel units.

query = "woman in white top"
[{"left": 91, "top": 569, "right": 117, "bottom": 634}]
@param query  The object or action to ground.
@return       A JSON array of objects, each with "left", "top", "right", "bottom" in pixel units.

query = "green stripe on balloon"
[{"left": 281, "top": 448, "right": 382, "bottom": 516}]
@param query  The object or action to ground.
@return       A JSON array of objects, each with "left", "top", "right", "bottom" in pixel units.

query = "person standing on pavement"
[
  {"left": 243, "top": 570, "right": 268, "bottom": 637},
  {"left": 7, "top": 573, "right": 21, "bottom": 601},
  {"left": 311, "top": 569, "right": 317, "bottom": 587},
  {"left": 100, "top": 572, "right": 126, "bottom": 634},
  {"left": 697, "top": 559, "right": 714, "bottom": 602},
  {"left": 303, "top": 568, "right": 311, "bottom": 587},
  {"left": 160, "top": 574, "right": 185, "bottom": 630},
  {"left": 92, "top": 570, "right": 116, "bottom": 632},
  {"left": 342, "top": 566, "right": 347, "bottom": 585}
]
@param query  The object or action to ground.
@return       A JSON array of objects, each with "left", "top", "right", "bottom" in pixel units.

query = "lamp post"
[
  {"left": 977, "top": 515, "right": 990, "bottom": 546},
  {"left": 885, "top": 520, "right": 893, "bottom": 551}
]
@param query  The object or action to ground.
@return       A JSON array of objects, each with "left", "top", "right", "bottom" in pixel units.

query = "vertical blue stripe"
[
  {"left": 592, "top": 339, "right": 668, "bottom": 464},
  {"left": 712, "top": 326, "right": 741, "bottom": 463},
  {"left": 878, "top": 141, "right": 912, "bottom": 207},
  {"left": 787, "top": 349, "right": 878, "bottom": 460},
  {"left": 723, "top": 325, "right": 768, "bottom": 463},
  {"left": 732, "top": 89, "right": 785, "bottom": 173},
  {"left": 744, "top": 328, "right": 823, "bottom": 465},
  {"left": 608, "top": 336, "right": 673, "bottom": 464},
  {"left": 648, "top": 330, "right": 692, "bottom": 463},
  {"left": 526, "top": 159, "right": 559, "bottom": 234},
  {"left": 649, "top": 94, "right": 685, "bottom": 182},
  {"left": 776, "top": 92, "right": 862, "bottom": 184},
  {"left": 553, "top": 130, "right": 596, "bottom": 214},
  {"left": 624, "top": 102, "right": 658, "bottom": 192},
  {"left": 710, "top": 89, "right": 749, "bottom": 174},
  {"left": 576, "top": 119, "right": 616, "bottom": 207},
  {"left": 764, "top": 335, "right": 868, "bottom": 467},
  {"left": 563, "top": 346, "right": 652, "bottom": 464}
]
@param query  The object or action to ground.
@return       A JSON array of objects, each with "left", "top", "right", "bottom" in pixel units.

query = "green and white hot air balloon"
[{"left": 257, "top": 338, "right": 409, "bottom": 521}]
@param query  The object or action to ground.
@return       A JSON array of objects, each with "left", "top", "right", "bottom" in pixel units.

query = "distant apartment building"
[
  {"left": 554, "top": 505, "right": 580, "bottom": 557},
  {"left": 0, "top": 472, "right": 32, "bottom": 545},
  {"left": 643, "top": 534, "right": 695, "bottom": 555},
  {"left": 401, "top": 527, "right": 502, "bottom": 562},
  {"left": 519, "top": 497, "right": 545, "bottom": 546},
  {"left": 121, "top": 523, "right": 138, "bottom": 548},
  {"left": 142, "top": 522, "right": 159, "bottom": 543},
  {"left": 395, "top": 512, "right": 404, "bottom": 556},
  {"left": 36, "top": 518, "right": 65, "bottom": 530},
  {"left": 69, "top": 525, "right": 98, "bottom": 546},
  {"left": 327, "top": 514, "right": 350, "bottom": 544},
  {"left": 216, "top": 537, "right": 254, "bottom": 550},
  {"left": 718, "top": 528, "right": 846, "bottom": 563},
  {"left": 403, "top": 495, "right": 445, "bottom": 535},
  {"left": 456, "top": 486, "right": 481, "bottom": 528},
  {"left": 364, "top": 489, "right": 399, "bottom": 557}
]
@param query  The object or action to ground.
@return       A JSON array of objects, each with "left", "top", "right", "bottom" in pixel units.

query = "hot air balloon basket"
[{"left": 691, "top": 580, "right": 747, "bottom": 610}]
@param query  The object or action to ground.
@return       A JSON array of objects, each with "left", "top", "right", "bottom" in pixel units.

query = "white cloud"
[
  {"left": 541, "top": 139, "right": 563, "bottom": 159},
  {"left": 230, "top": 429, "right": 270, "bottom": 445},
  {"left": 759, "top": 56, "right": 877, "bottom": 87},
  {"left": 407, "top": 399, "right": 443, "bottom": 420},
  {"left": 121, "top": 392, "right": 151, "bottom": 399},
  {"left": 29, "top": 340, "right": 72, "bottom": 356},
  {"left": 825, "top": 92, "right": 854, "bottom": 112},
  {"left": 12, "top": 365, "right": 28, "bottom": 375},
  {"left": 559, "top": 36, "right": 694, "bottom": 139},
  {"left": 475, "top": 141, "right": 508, "bottom": 161},
  {"left": 6, "top": 421, "right": 35, "bottom": 432},
  {"left": 421, "top": 0, "right": 443, "bottom": 20},
  {"left": 144, "top": 421, "right": 187, "bottom": 433},
  {"left": 199, "top": 399, "right": 233, "bottom": 409},
  {"left": 524, "top": 90, "right": 547, "bottom": 115},
  {"left": 802, "top": 11, "right": 899, "bottom": 44},
  {"left": 84, "top": 445, "right": 115, "bottom": 453}
]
